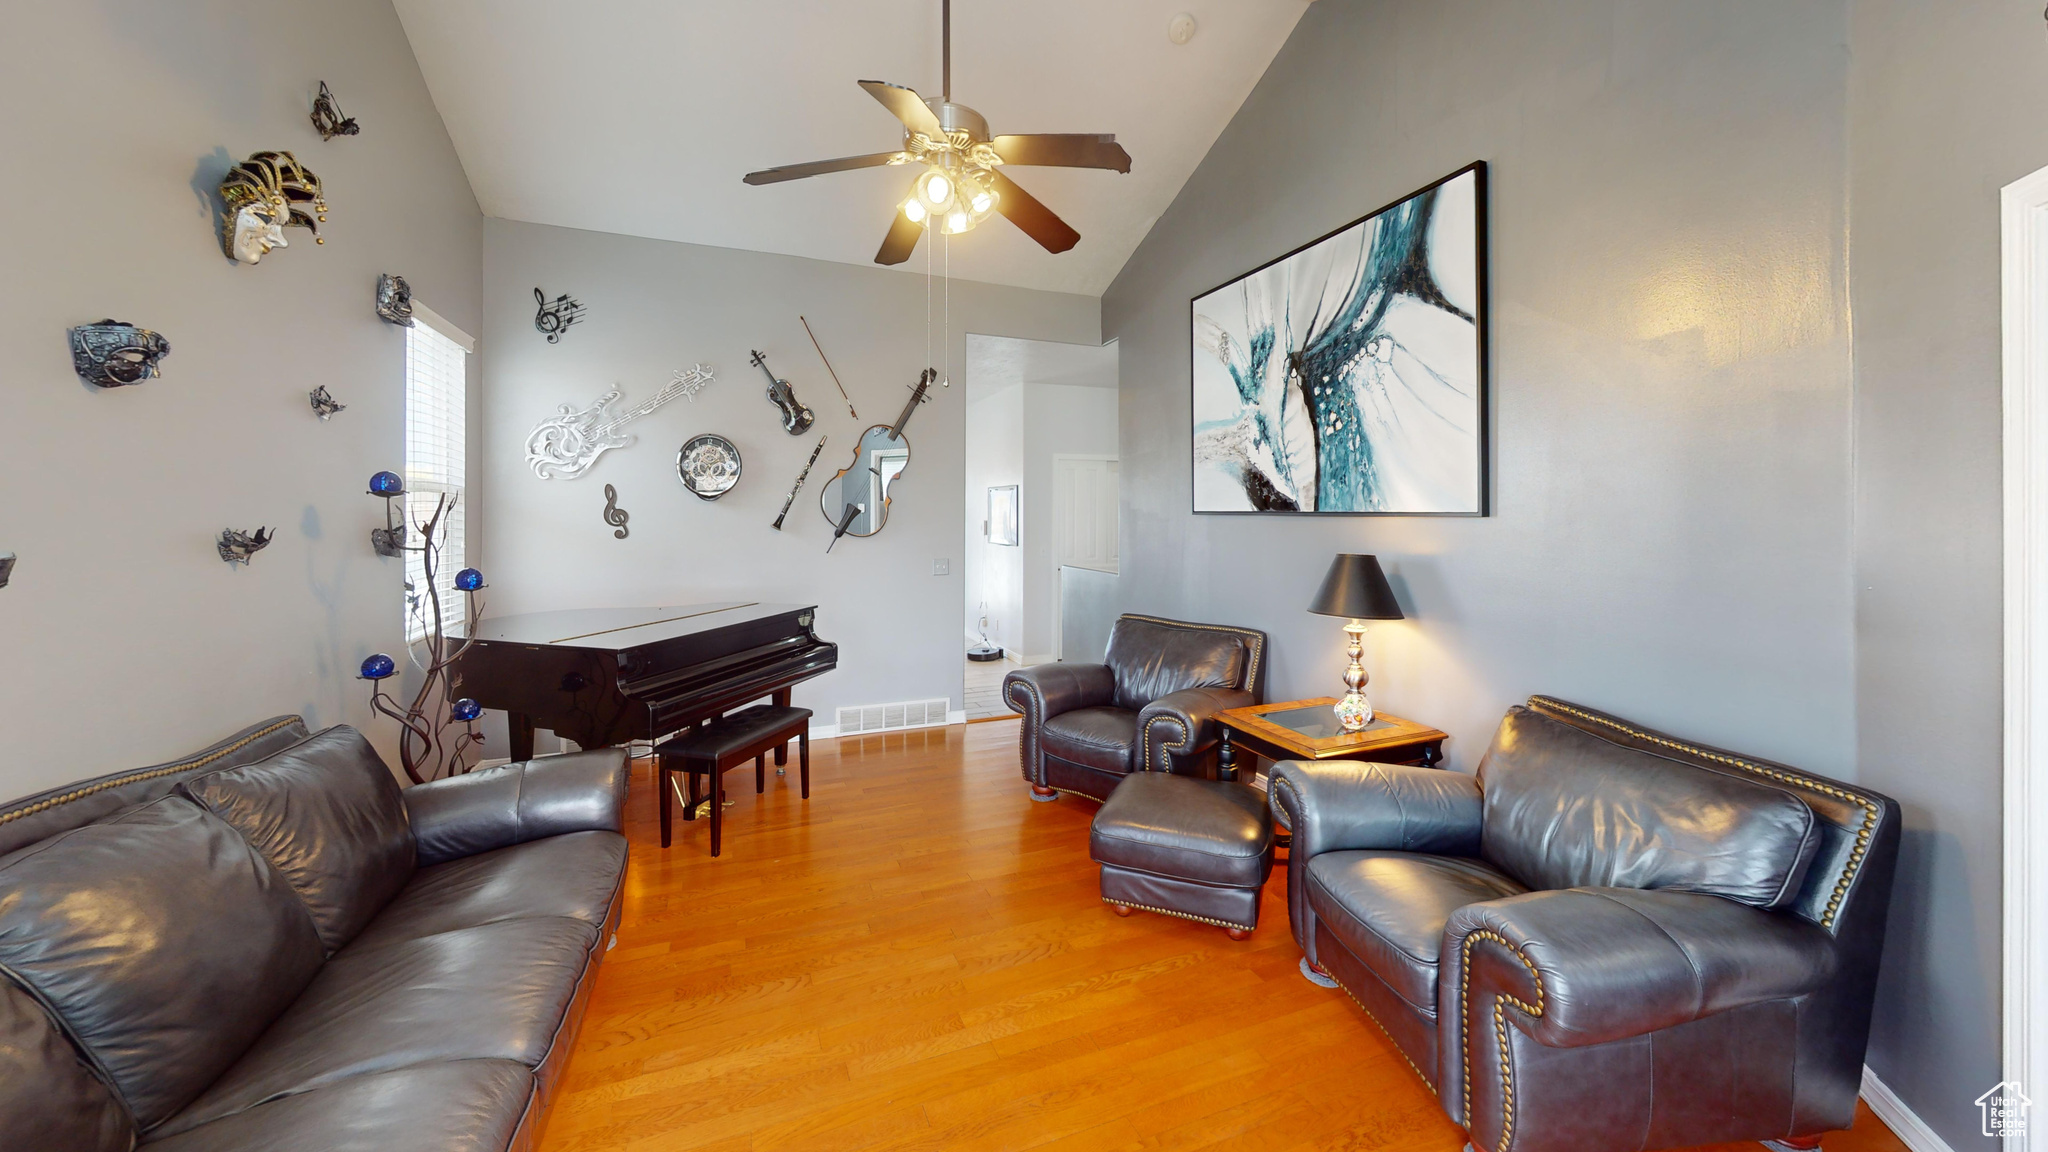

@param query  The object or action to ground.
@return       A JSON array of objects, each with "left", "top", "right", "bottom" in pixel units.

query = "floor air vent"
[{"left": 835, "top": 697, "right": 951, "bottom": 735}]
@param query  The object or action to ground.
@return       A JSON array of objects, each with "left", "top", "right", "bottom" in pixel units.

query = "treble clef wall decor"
[
  {"left": 749, "top": 350, "right": 815, "bottom": 435},
  {"left": 601, "top": 484, "right": 630, "bottom": 539},
  {"left": 525, "top": 363, "right": 715, "bottom": 479},
  {"left": 533, "top": 287, "right": 585, "bottom": 343}
]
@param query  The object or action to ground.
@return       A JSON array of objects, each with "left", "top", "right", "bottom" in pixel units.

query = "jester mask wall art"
[{"left": 1190, "top": 163, "right": 1488, "bottom": 515}]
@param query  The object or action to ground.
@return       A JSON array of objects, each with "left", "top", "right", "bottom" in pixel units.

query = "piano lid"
[{"left": 461, "top": 602, "right": 813, "bottom": 651}]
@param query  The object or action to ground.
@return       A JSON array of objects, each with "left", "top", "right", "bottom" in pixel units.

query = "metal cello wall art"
[
  {"left": 749, "top": 350, "right": 815, "bottom": 435},
  {"left": 772, "top": 435, "right": 827, "bottom": 530},
  {"left": 533, "top": 287, "right": 585, "bottom": 343},
  {"left": 820, "top": 368, "right": 943, "bottom": 551},
  {"left": 525, "top": 363, "right": 715, "bottom": 479},
  {"left": 602, "top": 484, "right": 630, "bottom": 539}
]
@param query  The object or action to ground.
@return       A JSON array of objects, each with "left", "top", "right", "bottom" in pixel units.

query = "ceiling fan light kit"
[{"left": 743, "top": 0, "right": 1129, "bottom": 264}]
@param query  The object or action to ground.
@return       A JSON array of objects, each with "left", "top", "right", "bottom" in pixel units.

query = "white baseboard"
[
  {"left": 813, "top": 710, "right": 966, "bottom": 739},
  {"left": 1861, "top": 1066, "right": 1956, "bottom": 1152}
]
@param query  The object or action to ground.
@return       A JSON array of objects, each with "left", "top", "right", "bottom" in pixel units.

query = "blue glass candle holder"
[
  {"left": 454, "top": 568, "right": 485, "bottom": 592},
  {"left": 451, "top": 698, "right": 483, "bottom": 723},
  {"left": 359, "top": 653, "right": 396, "bottom": 680},
  {"left": 368, "top": 471, "right": 405, "bottom": 496}
]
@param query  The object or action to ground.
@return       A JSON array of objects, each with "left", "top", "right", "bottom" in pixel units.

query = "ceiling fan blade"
[
  {"left": 990, "top": 134, "right": 1132, "bottom": 174},
  {"left": 987, "top": 169, "right": 1080, "bottom": 254},
  {"left": 744, "top": 151, "right": 902, "bottom": 186},
  {"left": 875, "top": 207, "right": 924, "bottom": 266},
  {"left": 859, "top": 80, "right": 943, "bottom": 138}
]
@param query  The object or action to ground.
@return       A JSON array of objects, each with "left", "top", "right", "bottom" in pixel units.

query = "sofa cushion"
[
  {"left": 1307, "top": 851, "right": 1527, "bottom": 1016},
  {"left": 158, "top": 916, "right": 598, "bottom": 1136},
  {"left": 143, "top": 1059, "right": 534, "bottom": 1152},
  {"left": 1041, "top": 707, "right": 1139, "bottom": 774},
  {"left": 0, "top": 979, "right": 133, "bottom": 1152},
  {"left": 0, "top": 797, "right": 324, "bottom": 1130},
  {"left": 181, "top": 726, "right": 415, "bottom": 955},
  {"left": 1477, "top": 707, "right": 1823, "bottom": 909},
  {"left": 347, "top": 831, "right": 626, "bottom": 953},
  {"left": 1105, "top": 617, "right": 1248, "bottom": 712},
  {"left": 1090, "top": 773, "right": 1273, "bottom": 889}
]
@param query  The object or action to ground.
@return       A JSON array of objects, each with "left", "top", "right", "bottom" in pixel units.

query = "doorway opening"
[{"left": 962, "top": 334, "right": 1119, "bottom": 720}]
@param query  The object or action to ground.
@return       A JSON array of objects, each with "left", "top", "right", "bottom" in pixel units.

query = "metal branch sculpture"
[{"left": 358, "top": 471, "right": 487, "bottom": 783}]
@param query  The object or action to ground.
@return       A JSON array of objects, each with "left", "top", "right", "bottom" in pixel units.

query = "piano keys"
[{"left": 454, "top": 602, "right": 836, "bottom": 762}]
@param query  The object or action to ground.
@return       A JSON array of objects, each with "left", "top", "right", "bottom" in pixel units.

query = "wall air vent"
[{"left": 835, "top": 697, "right": 952, "bottom": 735}]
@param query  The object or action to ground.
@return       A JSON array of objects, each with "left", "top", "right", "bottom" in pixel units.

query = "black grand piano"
[{"left": 453, "top": 602, "right": 836, "bottom": 763}]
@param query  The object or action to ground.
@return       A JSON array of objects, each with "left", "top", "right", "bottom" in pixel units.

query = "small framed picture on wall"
[{"left": 988, "top": 485, "right": 1019, "bottom": 546}]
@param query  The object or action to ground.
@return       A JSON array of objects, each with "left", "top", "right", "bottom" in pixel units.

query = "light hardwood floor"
[{"left": 538, "top": 720, "right": 1910, "bottom": 1152}]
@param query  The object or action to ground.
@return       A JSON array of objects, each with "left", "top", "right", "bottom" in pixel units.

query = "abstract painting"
[{"left": 1190, "top": 163, "right": 1487, "bottom": 514}]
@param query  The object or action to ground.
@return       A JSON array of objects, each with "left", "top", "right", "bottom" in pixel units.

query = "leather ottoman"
[{"left": 1088, "top": 771, "right": 1275, "bottom": 939}]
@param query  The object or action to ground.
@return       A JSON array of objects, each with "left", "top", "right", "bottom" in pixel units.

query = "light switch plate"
[{"left": 933, "top": 558, "right": 950, "bottom": 575}]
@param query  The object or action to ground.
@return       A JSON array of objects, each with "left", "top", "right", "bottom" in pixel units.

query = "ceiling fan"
[{"left": 742, "top": 0, "right": 1131, "bottom": 266}]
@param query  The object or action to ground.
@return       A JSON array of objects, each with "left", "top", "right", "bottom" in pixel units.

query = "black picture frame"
[{"left": 1187, "top": 161, "right": 1490, "bottom": 516}]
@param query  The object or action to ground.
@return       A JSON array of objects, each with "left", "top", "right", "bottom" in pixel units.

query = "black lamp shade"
[{"left": 1308, "top": 554, "right": 1404, "bottom": 620}]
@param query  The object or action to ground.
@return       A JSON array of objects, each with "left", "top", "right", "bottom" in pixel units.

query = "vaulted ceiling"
[{"left": 394, "top": 1, "right": 1308, "bottom": 296}]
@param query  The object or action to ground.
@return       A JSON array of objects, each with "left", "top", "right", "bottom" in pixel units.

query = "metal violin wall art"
[
  {"left": 525, "top": 363, "right": 715, "bottom": 480},
  {"left": 677, "top": 434, "right": 743, "bottom": 500},
  {"left": 309, "top": 81, "right": 359, "bottom": 140},
  {"left": 533, "top": 287, "right": 585, "bottom": 343},
  {"left": 773, "top": 434, "right": 828, "bottom": 530},
  {"left": 219, "top": 151, "right": 327, "bottom": 265},
  {"left": 749, "top": 349, "right": 815, "bottom": 435},
  {"left": 601, "top": 484, "right": 630, "bottom": 539},
  {"left": 375, "top": 273, "right": 415, "bottom": 326},
  {"left": 820, "top": 367, "right": 943, "bottom": 551},
  {"left": 217, "top": 527, "right": 274, "bottom": 565},
  {"left": 68, "top": 319, "right": 170, "bottom": 387},
  {"left": 309, "top": 384, "right": 346, "bottom": 420}
]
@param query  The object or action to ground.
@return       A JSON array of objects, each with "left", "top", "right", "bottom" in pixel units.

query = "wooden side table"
[{"left": 1215, "top": 698, "right": 1447, "bottom": 782}]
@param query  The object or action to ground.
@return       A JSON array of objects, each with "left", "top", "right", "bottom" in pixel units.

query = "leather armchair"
[
  {"left": 1270, "top": 696, "right": 1899, "bottom": 1152},
  {"left": 1004, "top": 614, "right": 1267, "bottom": 801}
]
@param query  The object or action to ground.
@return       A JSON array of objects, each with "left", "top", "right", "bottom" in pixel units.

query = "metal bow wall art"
[{"left": 68, "top": 319, "right": 170, "bottom": 387}]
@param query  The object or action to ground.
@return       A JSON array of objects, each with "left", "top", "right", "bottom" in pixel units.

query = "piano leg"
[
  {"left": 509, "top": 713, "right": 536, "bottom": 763},
  {"left": 773, "top": 689, "right": 791, "bottom": 766}
]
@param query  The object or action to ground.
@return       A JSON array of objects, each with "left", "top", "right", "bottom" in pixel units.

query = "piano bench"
[{"left": 655, "top": 705, "right": 812, "bottom": 857}]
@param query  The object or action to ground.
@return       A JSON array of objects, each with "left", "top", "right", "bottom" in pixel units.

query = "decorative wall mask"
[
  {"left": 310, "top": 82, "right": 360, "bottom": 140},
  {"left": 218, "top": 527, "right": 274, "bottom": 565},
  {"left": 533, "top": 288, "right": 585, "bottom": 343},
  {"left": 68, "top": 319, "right": 170, "bottom": 387},
  {"left": 749, "top": 350, "right": 816, "bottom": 435},
  {"left": 677, "top": 434, "right": 742, "bottom": 500},
  {"left": 219, "top": 151, "right": 327, "bottom": 265},
  {"left": 309, "top": 384, "right": 346, "bottom": 419},
  {"left": 0, "top": 553, "right": 14, "bottom": 588},
  {"left": 525, "top": 364, "right": 715, "bottom": 480},
  {"left": 601, "top": 484, "right": 630, "bottom": 538},
  {"left": 376, "top": 274, "right": 415, "bottom": 326}
]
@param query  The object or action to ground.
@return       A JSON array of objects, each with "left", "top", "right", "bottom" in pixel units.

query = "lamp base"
[{"left": 1334, "top": 691, "right": 1374, "bottom": 732}]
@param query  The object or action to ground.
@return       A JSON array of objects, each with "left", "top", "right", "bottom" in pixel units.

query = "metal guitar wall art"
[
  {"left": 525, "top": 363, "right": 716, "bottom": 480},
  {"left": 750, "top": 350, "right": 815, "bottom": 435}
]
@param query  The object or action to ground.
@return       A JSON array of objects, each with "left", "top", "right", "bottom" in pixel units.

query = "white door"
[{"left": 1053, "top": 455, "right": 1118, "bottom": 660}]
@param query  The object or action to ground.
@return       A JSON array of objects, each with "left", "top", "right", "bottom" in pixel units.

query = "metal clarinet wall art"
[
  {"left": 677, "top": 434, "right": 743, "bottom": 500},
  {"left": 0, "top": 553, "right": 15, "bottom": 589},
  {"left": 801, "top": 315, "right": 858, "bottom": 419},
  {"left": 217, "top": 527, "right": 274, "bottom": 565},
  {"left": 525, "top": 363, "right": 716, "bottom": 480},
  {"left": 219, "top": 151, "right": 327, "bottom": 265},
  {"left": 309, "top": 384, "right": 346, "bottom": 420},
  {"left": 533, "top": 288, "right": 585, "bottom": 343},
  {"left": 750, "top": 349, "right": 816, "bottom": 435},
  {"left": 773, "top": 435, "right": 828, "bottom": 530},
  {"left": 602, "top": 484, "right": 630, "bottom": 538},
  {"left": 68, "top": 319, "right": 170, "bottom": 387},
  {"left": 376, "top": 274, "right": 415, "bottom": 326},
  {"left": 310, "top": 81, "right": 360, "bottom": 140}
]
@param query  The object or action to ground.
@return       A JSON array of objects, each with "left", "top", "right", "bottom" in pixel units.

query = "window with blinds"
[{"left": 404, "top": 314, "right": 470, "bottom": 642}]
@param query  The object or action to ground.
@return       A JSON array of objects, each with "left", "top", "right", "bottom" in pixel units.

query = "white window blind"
[{"left": 404, "top": 313, "right": 470, "bottom": 642}]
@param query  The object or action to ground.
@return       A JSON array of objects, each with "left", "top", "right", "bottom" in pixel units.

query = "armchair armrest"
[
  {"left": 1137, "top": 686, "right": 1253, "bottom": 772},
  {"left": 1268, "top": 760, "right": 1481, "bottom": 859},
  {"left": 1004, "top": 663, "right": 1116, "bottom": 789},
  {"left": 1439, "top": 887, "right": 1837, "bottom": 1054},
  {"left": 405, "top": 748, "right": 628, "bottom": 866}
]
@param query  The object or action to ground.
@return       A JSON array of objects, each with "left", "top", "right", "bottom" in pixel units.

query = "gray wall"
[
  {"left": 1848, "top": 1, "right": 2048, "bottom": 1142},
  {"left": 0, "top": 0, "right": 481, "bottom": 797},
  {"left": 1105, "top": 0, "right": 1856, "bottom": 777},
  {"left": 478, "top": 219, "right": 1097, "bottom": 731}
]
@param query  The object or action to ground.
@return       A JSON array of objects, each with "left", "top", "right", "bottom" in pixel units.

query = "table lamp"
[{"left": 1308, "top": 554, "right": 1404, "bottom": 731}]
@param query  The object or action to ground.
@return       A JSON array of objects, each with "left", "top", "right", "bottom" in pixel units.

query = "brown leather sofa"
[
  {"left": 1004, "top": 613, "right": 1267, "bottom": 801},
  {"left": 0, "top": 715, "right": 629, "bottom": 1152},
  {"left": 1268, "top": 696, "right": 1899, "bottom": 1152}
]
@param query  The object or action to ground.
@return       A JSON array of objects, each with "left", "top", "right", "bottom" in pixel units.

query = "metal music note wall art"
[
  {"left": 533, "top": 288, "right": 585, "bottom": 343},
  {"left": 525, "top": 363, "right": 716, "bottom": 480},
  {"left": 602, "top": 484, "right": 630, "bottom": 539}
]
